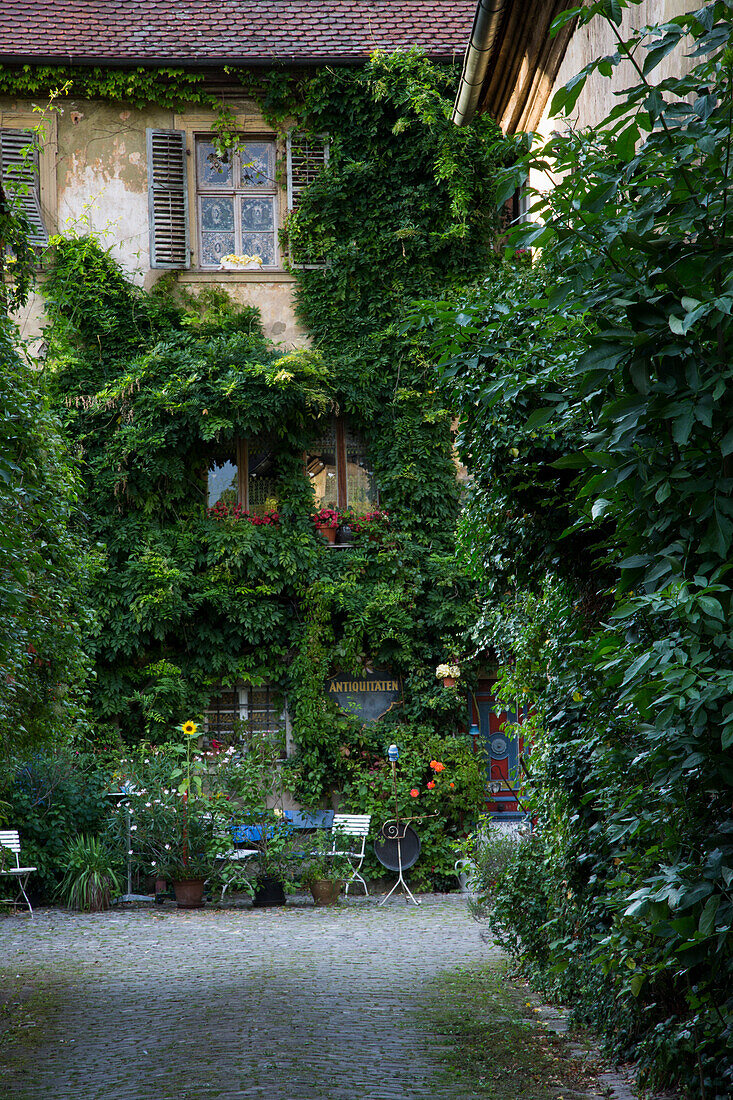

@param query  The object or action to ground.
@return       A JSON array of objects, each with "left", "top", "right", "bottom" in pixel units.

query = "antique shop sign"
[{"left": 327, "top": 670, "right": 402, "bottom": 725}]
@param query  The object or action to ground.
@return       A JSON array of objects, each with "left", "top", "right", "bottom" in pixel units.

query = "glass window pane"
[
  {"left": 345, "top": 431, "right": 378, "bottom": 510},
  {"left": 200, "top": 195, "right": 236, "bottom": 266},
  {"left": 197, "top": 141, "right": 233, "bottom": 187},
  {"left": 207, "top": 450, "right": 238, "bottom": 507},
  {"left": 205, "top": 690, "right": 241, "bottom": 741},
  {"left": 307, "top": 425, "right": 338, "bottom": 509},
  {"left": 201, "top": 196, "right": 235, "bottom": 232},
  {"left": 241, "top": 196, "right": 275, "bottom": 231},
  {"left": 241, "top": 142, "right": 274, "bottom": 187},
  {"left": 201, "top": 232, "right": 236, "bottom": 266},
  {"left": 247, "top": 444, "right": 279, "bottom": 514},
  {"left": 240, "top": 231, "right": 275, "bottom": 266}
]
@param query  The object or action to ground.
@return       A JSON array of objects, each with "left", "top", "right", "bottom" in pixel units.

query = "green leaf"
[
  {"left": 629, "top": 972, "right": 645, "bottom": 998},
  {"left": 525, "top": 407, "right": 556, "bottom": 430}
]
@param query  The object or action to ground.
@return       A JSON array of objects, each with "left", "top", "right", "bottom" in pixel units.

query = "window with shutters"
[
  {"left": 204, "top": 683, "right": 287, "bottom": 757},
  {"left": 306, "top": 420, "right": 378, "bottom": 512},
  {"left": 147, "top": 128, "right": 189, "bottom": 268},
  {"left": 206, "top": 439, "right": 279, "bottom": 514},
  {"left": 195, "top": 137, "right": 278, "bottom": 268},
  {"left": 0, "top": 129, "right": 48, "bottom": 246}
]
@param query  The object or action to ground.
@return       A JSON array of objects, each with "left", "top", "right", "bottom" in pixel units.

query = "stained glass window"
[{"left": 196, "top": 137, "right": 277, "bottom": 268}]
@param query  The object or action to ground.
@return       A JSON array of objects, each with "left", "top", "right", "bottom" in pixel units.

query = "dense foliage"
[
  {"left": 0, "top": 193, "right": 91, "bottom": 753},
  {"left": 33, "top": 53, "right": 504, "bottom": 881},
  {"left": 419, "top": 1, "right": 733, "bottom": 1094}
]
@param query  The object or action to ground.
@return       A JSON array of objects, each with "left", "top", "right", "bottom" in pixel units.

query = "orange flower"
[
  {"left": 427, "top": 780, "right": 435, "bottom": 789},
  {"left": 449, "top": 782, "right": 455, "bottom": 789},
  {"left": 432, "top": 761, "right": 445, "bottom": 773},
  {"left": 410, "top": 788, "right": 419, "bottom": 798}
]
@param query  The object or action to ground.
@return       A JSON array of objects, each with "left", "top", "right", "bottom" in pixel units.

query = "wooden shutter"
[
  {"left": 286, "top": 132, "right": 329, "bottom": 211},
  {"left": 0, "top": 129, "right": 47, "bottom": 246},
  {"left": 146, "top": 128, "right": 190, "bottom": 268}
]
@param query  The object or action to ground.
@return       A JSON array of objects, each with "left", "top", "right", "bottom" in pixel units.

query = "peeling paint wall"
[{"left": 2, "top": 96, "right": 307, "bottom": 348}]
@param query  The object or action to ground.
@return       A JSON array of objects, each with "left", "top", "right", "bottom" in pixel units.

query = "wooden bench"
[{"left": 0, "top": 830, "right": 37, "bottom": 917}]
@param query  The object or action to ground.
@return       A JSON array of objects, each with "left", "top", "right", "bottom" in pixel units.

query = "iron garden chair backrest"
[{"left": 330, "top": 813, "right": 372, "bottom": 897}]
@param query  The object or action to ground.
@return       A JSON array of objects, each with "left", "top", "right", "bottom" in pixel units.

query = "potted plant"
[
  {"left": 313, "top": 506, "right": 341, "bottom": 544},
  {"left": 217, "top": 731, "right": 294, "bottom": 906},
  {"left": 436, "top": 661, "right": 461, "bottom": 689},
  {"left": 298, "top": 830, "right": 351, "bottom": 906},
  {"left": 56, "top": 834, "right": 122, "bottom": 912},
  {"left": 113, "top": 721, "right": 236, "bottom": 909}
]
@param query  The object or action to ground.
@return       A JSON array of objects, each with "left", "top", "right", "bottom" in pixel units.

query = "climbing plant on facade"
[{"left": 38, "top": 52, "right": 505, "bottom": 882}]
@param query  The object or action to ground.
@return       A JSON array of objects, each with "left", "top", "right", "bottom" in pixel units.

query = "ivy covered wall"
[{"left": 26, "top": 52, "right": 507, "bottom": 878}]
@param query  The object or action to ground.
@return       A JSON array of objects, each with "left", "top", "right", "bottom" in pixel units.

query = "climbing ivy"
[{"left": 37, "top": 53, "right": 505, "bottom": 880}]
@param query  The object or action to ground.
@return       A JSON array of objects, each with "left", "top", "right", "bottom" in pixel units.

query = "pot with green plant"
[
  {"left": 298, "top": 830, "right": 351, "bottom": 907},
  {"left": 113, "top": 720, "right": 241, "bottom": 909},
  {"left": 57, "top": 834, "right": 122, "bottom": 912}
]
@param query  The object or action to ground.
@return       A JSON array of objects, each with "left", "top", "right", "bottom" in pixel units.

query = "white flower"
[
  {"left": 130, "top": 825, "right": 138, "bottom": 831},
  {"left": 145, "top": 802, "right": 152, "bottom": 808},
  {"left": 165, "top": 844, "right": 171, "bottom": 850},
  {"left": 151, "top": 861, "right": 157, "bottom": 867},
  {"left": 435, "top": 662, "right": 461, "bottom": 680},
  {"left": 128, "top": 849, "right": 133, "bottom": 855}
]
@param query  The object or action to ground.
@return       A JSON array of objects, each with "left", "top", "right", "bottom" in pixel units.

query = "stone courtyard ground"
[{"left": 0, "top": 893, "right": 666, "bottom": 1100}]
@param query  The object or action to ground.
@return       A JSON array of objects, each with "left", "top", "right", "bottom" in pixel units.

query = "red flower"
[
  {"left": 410, "top": 788, "right": 419, "bottom": 798},
  {"left": 449, "top": 782, "right": 455, "bottom": 789},
  {"left": 427, "top": 780, "right": 435, "bottom": 790}
]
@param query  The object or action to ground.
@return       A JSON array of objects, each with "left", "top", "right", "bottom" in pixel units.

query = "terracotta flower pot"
[
  {"left": 173, "top": 878, "right": 206, "bottom": 909},
  {"left": 316, "top": 523, "right": 337, "bottom": 544},
  {"left": 442, "top": 676, "right": 456, "bottom": 688},
  {"left": 309, "top": 879, "right": 342, "bottom": 907}
]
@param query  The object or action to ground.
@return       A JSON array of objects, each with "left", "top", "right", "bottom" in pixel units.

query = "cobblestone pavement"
[{"left": 1, "top": 893, "right": 501, "bottom": 1100}]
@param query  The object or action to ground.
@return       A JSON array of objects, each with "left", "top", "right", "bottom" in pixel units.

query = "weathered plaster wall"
[
  {"left": 526, "top": 2, "right": 697, "bottom": 199},
  {"left": 3, "top": 96, "right": 307, "bottom": 348},
  {"left": 539, "top": 0, "right": 697, "bottom": 137}
]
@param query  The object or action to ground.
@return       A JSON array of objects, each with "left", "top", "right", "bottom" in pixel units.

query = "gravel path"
[{"left": 0, "top": 894, "right": 499, "bottom": 1100}]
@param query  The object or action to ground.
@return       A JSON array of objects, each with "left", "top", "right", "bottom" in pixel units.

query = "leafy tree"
[{"left": 419, "top": 1, "right": 733, "bottom": 1094}]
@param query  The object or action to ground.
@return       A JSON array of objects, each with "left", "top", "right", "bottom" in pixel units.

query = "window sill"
[{"left": 178, "top": 270, "right": 298, "bottom": 284}]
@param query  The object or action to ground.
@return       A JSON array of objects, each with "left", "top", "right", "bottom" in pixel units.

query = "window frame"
[
  {"left": 204, "top": 682, "right": 291, "bottom": 756},
  {"left": 0, "top": 112, "right": 57, "bottom": 244},
  {"left": 194, "top": 133, "right": 279, "bottom": 270},
  {"left": 307, "top": 419, "right": 379, "bottom": 512},
  {"left": 207, "top": 439, "right": 280, "bottom": 513}
]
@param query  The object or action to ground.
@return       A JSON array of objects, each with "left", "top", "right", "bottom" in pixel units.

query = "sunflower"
[{"left": 182, "top": 720, "right": 198, "bottom": 737}]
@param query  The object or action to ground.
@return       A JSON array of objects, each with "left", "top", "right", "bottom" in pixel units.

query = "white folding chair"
[
  {"left": 331, "top": 813, "right": 371, "bottom": 897},
  {"left": 0, "top": 830, "right": 37, "bottom": 917}
]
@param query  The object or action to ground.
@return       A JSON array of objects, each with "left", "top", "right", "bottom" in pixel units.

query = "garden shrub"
[
  {"left": 419, "top": 1, "right": 733, "bottom": 1093},
  {"left": 3, "top": 751, "right": 113, "bottom": 901}
]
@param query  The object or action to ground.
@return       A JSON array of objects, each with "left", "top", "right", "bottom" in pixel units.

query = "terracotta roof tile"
[{"left": 0, "top": 0, "right": 474, "bottom": 63}]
